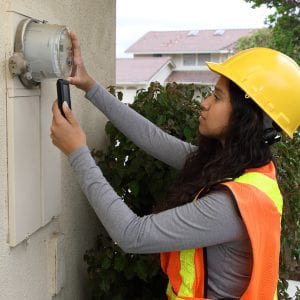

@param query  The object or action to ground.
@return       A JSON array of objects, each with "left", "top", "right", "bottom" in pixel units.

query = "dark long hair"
[{"left": 157, "top": 80, "right": 273, "bottom": 211}]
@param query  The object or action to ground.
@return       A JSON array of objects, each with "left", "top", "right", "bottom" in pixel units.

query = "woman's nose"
[{"left": 200, "top": 96, "right": 211, "bottom": 111}]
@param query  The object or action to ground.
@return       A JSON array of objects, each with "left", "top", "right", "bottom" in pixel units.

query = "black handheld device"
[{"left": 57, "top": 79, "right": 72, "bottom": 118}]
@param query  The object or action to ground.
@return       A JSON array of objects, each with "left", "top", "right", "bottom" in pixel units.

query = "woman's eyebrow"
[{"left": 214, "top": 86, "right": 224, "bottom": 95}]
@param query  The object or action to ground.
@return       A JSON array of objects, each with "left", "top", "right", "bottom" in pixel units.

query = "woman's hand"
[
  {"left": 67, "top": 31, "right": 95, "bottom": 93},
  {"left": 50, "top": 100, "right": 87, "bottom": 156}
]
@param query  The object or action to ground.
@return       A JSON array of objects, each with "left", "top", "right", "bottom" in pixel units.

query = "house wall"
[
  {"left": 117, "top": 63, "right": 174, "bottom": 104},
  {"left": 0, "top": 0, "right": 116, "bottom": 299},
  {"left": 116, "top": 85, "right": 145, "bottom": 104},
  {"left": 211, "top": 53, "right": 231, "bottom": 63},
  {"left": 162, "top": 53, "right": 230, "bottom": 70},
  {"left": 165, "top": 54, "right": 182, "bottom": 69},
  {"left": 133, "top": 50, "right": 232, "bottom": 70},
  {"left": 150, "top": 63, "right": 173, "bottom": 84}
]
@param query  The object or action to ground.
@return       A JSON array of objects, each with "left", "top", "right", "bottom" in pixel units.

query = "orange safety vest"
[{"left": 160, "top": 162, "right": 283, "bottom": 300}]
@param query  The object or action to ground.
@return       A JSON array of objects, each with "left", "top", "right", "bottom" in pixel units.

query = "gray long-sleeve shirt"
[{"left": 68, "top": 83, "right": 252, "bottom": 299}]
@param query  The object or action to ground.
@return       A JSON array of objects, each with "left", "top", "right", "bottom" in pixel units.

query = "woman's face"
[{"left": 198, "top": 76, "right": 233, "bottom": 141}]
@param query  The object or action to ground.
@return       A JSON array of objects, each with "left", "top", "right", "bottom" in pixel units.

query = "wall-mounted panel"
[
  {"left": 7, "top": 95, "right": 42, "bottom": 245},
  {"left": 7, "top": 13, "right": 62, "bottom": 246},
  {"left": 41, "top": 82, "right": 61, "bottom": 225}
]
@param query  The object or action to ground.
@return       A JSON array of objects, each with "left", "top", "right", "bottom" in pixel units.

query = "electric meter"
[{"left": 9, "top": 19, "right": 73, "bottom": 88}]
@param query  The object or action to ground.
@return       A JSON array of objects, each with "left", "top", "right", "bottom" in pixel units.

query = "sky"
[{"left": 116, "top": 0, "right": 275, "bottom": 57}]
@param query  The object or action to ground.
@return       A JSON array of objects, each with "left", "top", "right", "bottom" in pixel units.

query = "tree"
[
  {"left": 243, "top": 0, "right": 300, "bottom": 63},
  {"left": 235, "top": 27, "right": 272, "bottom": 50}
]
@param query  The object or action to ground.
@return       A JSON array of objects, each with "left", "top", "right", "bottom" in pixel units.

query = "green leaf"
[
  {"left": 114, "top": 254, "right": 128, "bottom": 272},
  {"left": 128, "top": 181, "right": 139, "bottom": 197},
  {"left": 99, "top": 279, "right": 111, "bottom": 292},
  {"left": 134, "top": 259, "right": 149, "bottom": 282},
  {"left": 183, "top": 127, "right": 192, "bottom": 141},
  {"left": 101, "top": 256, "right": 112, "bottom": 270},
  {"left": 123, "top": 264, "right": 135, "bottom": 280},
  {"left": 112, "top": 294, "right": 123, "bottom": 300}
]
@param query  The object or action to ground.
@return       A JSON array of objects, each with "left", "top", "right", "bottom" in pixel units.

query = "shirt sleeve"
[
  {"left": 69, "top": 146, "right": 248, "bottom": 254},
  {"left": 85, "top": 83, "right": 197, "bottom": 170}
]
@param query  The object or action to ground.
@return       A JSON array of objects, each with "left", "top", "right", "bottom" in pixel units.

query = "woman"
[{"left": 51, "top": 32, "right": 300, "bottom": 299}]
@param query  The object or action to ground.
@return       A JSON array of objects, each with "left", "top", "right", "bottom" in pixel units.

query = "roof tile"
[
  {"left": 116, "top": 57, "right": 173, "bottom": 83},
  {"left": 126, "top": 29, "right": 257, "bottom": 54}
]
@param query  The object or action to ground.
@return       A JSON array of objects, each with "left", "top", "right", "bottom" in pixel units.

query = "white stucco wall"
[
  {"left": 165, "top": 54, "right": 182, "bottom": 69},
  {"left": 117, "top": 86, "right": 144, "bottom": 104},
  {"left": 168, "top": 53, "right": 230, "bottom": 70},
  {"left": 0, "top": 0, "right": 116, "bottom": 299},
  {"left": 151, "top": 63, "right": 174, "bottom": 83}
]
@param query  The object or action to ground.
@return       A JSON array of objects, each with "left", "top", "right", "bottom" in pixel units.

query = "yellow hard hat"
[{"left": 207, "top": 48, "right": 300, "bottom": 138}]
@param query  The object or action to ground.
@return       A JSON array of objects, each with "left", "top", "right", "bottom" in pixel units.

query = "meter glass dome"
[
  {"left": 10, "top": 19, "right": 74, "bottom": 88},
  {"left": 21, "top": 21, "right": 73, "bottom": 83},
  {"left": 53, "top": 28, "right": 73, "bottom": 78}
]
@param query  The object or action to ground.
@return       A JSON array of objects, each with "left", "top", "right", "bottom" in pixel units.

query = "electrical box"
[{"left": 7, "top": 16, "right": 73, "bottom": 246}]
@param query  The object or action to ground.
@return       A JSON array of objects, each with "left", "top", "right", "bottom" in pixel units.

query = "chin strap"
[{"left": 263, "top": 114, "right": 281, "bottom": 145}]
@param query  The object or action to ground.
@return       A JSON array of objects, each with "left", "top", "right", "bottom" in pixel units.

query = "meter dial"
[{"left": 52, "top": 27, "right": 73, "bottom": 79}]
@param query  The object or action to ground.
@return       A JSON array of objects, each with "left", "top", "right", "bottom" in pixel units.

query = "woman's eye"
[{"left": 213, "top": 93, "right": 219, "bottom": 100}]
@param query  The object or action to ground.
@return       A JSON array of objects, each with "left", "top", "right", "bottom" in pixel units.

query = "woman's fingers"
[
  {"left": 69, "top": 31, "right": 83, "bottom": 65},
  {"left": 52, "top": 100, "right": 64, "bottom": 123},
  {"left": 67, "top": 32, "right": 95, "bottom": 92},
  {"left": 62, "top": 102, "right": 77, "bottom": 125},
  {"left": 50, "top": 99, "right": 87, "bottom": 156},
  {"left": 68, "top": 31, "right": 83, "bottom": 80},
  {"left": 52, "top": 100, "right": 77, "bottom": 127}
]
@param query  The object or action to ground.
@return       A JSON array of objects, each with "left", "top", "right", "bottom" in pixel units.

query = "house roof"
[
  {"left": 166, "top": 71, "right": 219, "bottom": 84},
  {"left": 126, "top": 29, "right": 257, "bottom": 54},
  {"left": 116, "top": 57, "right": 174, "bottom": 83}
]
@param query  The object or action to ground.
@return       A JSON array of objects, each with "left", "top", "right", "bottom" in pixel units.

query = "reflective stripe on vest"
[
  {"left": 161, "top": 162, "right": 282, "bottom": 300},
  {"left": 234, "top": 172, "right": 282, "bottom": 215},
  {"left": 179, "top": 249, "right": 196, "bottom": 297},
  {"left": 161, "top": 249, "right": 207, "bottom": 300}
]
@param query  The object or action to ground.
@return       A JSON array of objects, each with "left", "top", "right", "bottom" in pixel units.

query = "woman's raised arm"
[
  {"left": 86, "top": 83, "right": 196, "bottom": 169},
  {"left": 67, "top": 32, "right": 197, "bottom": 169}
]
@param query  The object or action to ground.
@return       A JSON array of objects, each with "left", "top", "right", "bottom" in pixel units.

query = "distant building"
[
  {"left": 116, "top": 57, "right": 175, "bottom": 102},
  {"left": 117, "top": 28, "right": 257, "bottom": 103}
]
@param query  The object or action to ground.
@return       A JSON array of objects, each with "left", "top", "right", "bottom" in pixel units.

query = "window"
[
  {"left": 183, "top": 54, "right": 196, "bottom": 66},
  {"left": 197, "top": 54, "right": 211, "bottom": 66}
]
